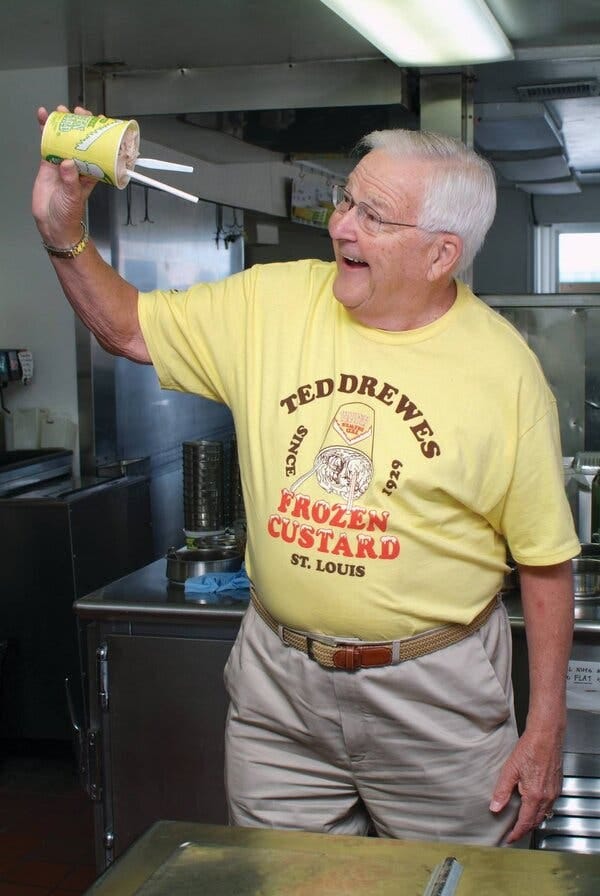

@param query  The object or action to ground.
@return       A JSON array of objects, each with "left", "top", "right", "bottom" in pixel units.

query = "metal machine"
[{"left": 0, "top": 449, "right": 153, "bottom": 743}]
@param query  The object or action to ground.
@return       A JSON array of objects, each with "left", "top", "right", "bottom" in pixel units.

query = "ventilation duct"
[
  {"left": 516, "top": 80, "right": 600, "bottom": 101},
  {"left": 516, "top": 177, "right": 581, "bottom": 195},
  {"left": 493, "top": 154, "right": 571, "bottom": 182},
  {"left": 578, "top": 171, "right": 600, "bottom": 185},
  {"left": 474, "top": 102, "right": 563, "bottom": 155}
]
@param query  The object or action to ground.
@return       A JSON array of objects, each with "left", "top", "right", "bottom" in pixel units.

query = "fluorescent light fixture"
[{"left": 319, "top": 0, "right": 513, "bottom": 65}]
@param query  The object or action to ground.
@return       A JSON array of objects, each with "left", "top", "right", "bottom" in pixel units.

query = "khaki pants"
[{"left": 224, "top": 601, "right": 520, "bottom": 845}]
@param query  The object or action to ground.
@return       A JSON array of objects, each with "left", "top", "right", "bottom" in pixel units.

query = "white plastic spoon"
[
  {"left": 126, "top": 169, "right": 199, "bottom": 203},
  {"left": 135, "top": 158, "right": 194, "bottom": 173}
]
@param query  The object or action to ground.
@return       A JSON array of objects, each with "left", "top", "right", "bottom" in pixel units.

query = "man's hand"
[
  {"left": 490, "top": 721, "right": 563, "bottom": 842},
  {"left": 33, "top": 105, "right": 98, "bottom": 247},
  {"left": 31, "top": 104, "right": 150, "bottom": 363},
  {"left": 491, "top": 559, "right": 574, "bottom": 843}
]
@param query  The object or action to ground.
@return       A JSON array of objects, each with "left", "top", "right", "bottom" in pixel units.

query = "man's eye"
[{"left": 361, "top": 207, "right": 379, "bottom": 224}]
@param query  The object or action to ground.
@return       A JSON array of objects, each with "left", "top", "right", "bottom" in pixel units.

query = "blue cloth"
[{"left": 184, "top": 564, "right": 251, "bottom": 601}]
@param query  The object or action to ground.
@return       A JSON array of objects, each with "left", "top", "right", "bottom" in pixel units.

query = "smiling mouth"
[{"left": 342, "top": 254, "right": 369, "bottom": 268}]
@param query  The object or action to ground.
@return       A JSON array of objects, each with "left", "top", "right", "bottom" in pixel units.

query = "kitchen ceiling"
[{"left": 4, "top": 0, "right": 600, "bottom": 189}]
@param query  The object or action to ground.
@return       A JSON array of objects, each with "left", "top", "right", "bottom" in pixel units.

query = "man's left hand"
[{"left": 490, "top": 725, "right": 563, "bottom": 842}]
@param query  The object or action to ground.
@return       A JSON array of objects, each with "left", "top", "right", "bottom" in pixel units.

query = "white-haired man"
[{"left": 33, "top": 106, "right": 578, "bottom": 847}]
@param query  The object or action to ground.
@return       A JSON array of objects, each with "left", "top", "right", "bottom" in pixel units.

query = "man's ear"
[{"left": 426, "top": 233, "right": 463, "bottom": 281}]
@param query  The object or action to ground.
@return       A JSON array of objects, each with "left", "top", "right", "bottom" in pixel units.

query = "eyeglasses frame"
[{"left": 331, "top": 184, "right": 421, "bottom": 235}]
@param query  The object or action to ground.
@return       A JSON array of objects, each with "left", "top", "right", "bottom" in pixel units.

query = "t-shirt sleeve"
[
  {"left": 137, "top": 266, "right": 257, "bottom": 405},
  {"left": 498, "top": 394, "right": 580, "bottom": 565}
]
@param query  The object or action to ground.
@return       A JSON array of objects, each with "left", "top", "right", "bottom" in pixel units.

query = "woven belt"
[{"left": 250, "top": 587, "right": 500, "bottom": 671}]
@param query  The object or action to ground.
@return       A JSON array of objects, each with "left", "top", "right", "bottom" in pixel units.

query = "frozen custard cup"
[{"left": 41, "top": 112, "right": 140, "bottom": 189}]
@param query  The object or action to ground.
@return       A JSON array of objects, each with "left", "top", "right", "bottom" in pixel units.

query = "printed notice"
[
  {"left": 567, "top": 660, "right": 600, "bottom": 690},
  {"left": 566, "top": 659, "right": 600, "bottom": 712}
]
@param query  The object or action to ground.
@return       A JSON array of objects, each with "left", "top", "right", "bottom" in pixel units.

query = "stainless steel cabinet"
[
  {"left": 74, "top": 561, "right": 246, "bottom": 871},
  {"left": 507, "top": 594, "right": 600, "bottom": 856}
]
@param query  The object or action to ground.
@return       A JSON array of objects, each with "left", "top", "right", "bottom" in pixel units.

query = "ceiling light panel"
[{"left": 319, "top": 0, "right": 514, "bottom": 66}]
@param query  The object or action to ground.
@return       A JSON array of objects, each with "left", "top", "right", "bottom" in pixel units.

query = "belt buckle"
[
  {"left": 305, "top": 634, "right": 347, "bottom": 669},
  {"left": 306, "top": 635, "right": 364, "bottom": 671}
]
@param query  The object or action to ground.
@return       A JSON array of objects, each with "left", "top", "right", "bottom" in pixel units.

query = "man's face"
[{"left": 328, "top": 149, "right": 438, "bottom": 328}]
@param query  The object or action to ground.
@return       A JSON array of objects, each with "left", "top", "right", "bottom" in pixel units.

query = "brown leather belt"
[{"left": 250, "top": 587, "right": 500, "bottom": 671}]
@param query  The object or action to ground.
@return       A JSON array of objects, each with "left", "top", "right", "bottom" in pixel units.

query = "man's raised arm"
[{"left": 32, "top": 106, "right": 150, "bottom": 364}]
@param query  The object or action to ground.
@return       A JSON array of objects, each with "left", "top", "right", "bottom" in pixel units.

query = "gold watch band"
[{"left": 42, "top": 221, "right": 89, "bottom": 258}]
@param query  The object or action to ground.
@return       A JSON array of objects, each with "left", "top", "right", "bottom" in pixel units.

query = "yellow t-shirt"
[{"left": 138, "top": 259, "right": 579, "bottom": 640}]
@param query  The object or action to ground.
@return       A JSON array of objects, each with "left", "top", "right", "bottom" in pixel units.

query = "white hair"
[{"left": 357, "top": 129, "right": 497, "bottom": 274}]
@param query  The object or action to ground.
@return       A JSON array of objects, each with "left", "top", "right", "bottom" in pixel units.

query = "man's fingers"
[{"left": 489, "top": 763, "right": 517, "bottom": 813}]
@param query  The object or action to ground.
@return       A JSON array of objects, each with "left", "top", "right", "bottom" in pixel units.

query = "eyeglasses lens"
[
  {"left": 333, "top": 185, "right": 386, "bottom": 235},
  {"left": 332, "top": 185, "right": 348, "bottom": 209}
]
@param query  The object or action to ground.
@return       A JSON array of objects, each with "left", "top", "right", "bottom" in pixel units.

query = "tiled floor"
[{"left": 0, "top": 743, "right": 98, "bottom": 896}]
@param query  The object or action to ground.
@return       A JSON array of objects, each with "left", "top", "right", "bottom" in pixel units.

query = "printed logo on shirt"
[{"left": 267, "top": 373, "right": 441, "bottom": 579}]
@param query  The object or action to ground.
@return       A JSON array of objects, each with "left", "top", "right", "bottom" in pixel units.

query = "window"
[
  {"left": 559, "top": 231, "right": 600, "bottom": 293},
  {"left": 535, "top": 224, "right": 600, "bottom": 293}
]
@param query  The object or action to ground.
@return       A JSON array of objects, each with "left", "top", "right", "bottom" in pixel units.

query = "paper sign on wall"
[
  {"left": 566, "top": 659, "right": 600, "bottom": 712},
  {"left": 291, "top": 172, "right": 334, "bottom": 229}
]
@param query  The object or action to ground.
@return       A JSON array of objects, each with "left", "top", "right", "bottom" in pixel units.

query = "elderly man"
[{"left": 33, "top": 106, "right": 578, "bottom": 847}]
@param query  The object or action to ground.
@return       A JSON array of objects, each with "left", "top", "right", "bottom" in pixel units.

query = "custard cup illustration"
[
  {"left": 292, "top": 403, "right": 375, "bottom": 510},
  {"left": 41, "top": 112, "right": 140, "bottom": 189}
]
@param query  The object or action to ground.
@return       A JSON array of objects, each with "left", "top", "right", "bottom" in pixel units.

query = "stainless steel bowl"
[
  {"left": 166, "top": 545, "right": 242, "bottom": 585},
  {"left": 572, "top": 557, "right": 600, "bottom": 599}
]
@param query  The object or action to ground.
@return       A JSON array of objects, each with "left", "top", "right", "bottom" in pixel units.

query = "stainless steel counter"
[
  {"left": 84, "top": 820, "right": 600, "bottom": 895},
  {"left": 74, "top": 557, "right": 250, "bottom": 623},
  {"left": 76, "top": 559, "right": 600, "bottom": 632}
]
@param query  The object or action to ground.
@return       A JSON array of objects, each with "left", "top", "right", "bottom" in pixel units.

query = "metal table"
[{"left": 83, "top": 820, "right": 600, "bottom": 895}]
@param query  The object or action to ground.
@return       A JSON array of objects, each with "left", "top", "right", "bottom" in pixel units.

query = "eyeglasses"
[{"left": 331, "top": 184, "right": 420, "bottom": 236}]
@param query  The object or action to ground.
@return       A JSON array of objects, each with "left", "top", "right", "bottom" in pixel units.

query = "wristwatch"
[{"left": 42, "top": 221, "right": 89, "bottom": 259}]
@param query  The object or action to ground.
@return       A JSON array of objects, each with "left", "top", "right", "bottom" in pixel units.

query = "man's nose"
[{"left": 329, "top": 207, "right": 359, "bottom": 240}]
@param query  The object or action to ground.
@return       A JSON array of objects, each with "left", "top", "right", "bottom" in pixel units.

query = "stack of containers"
[{"left": 182, "top": 439, "right": 225, "bottom": 536}]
